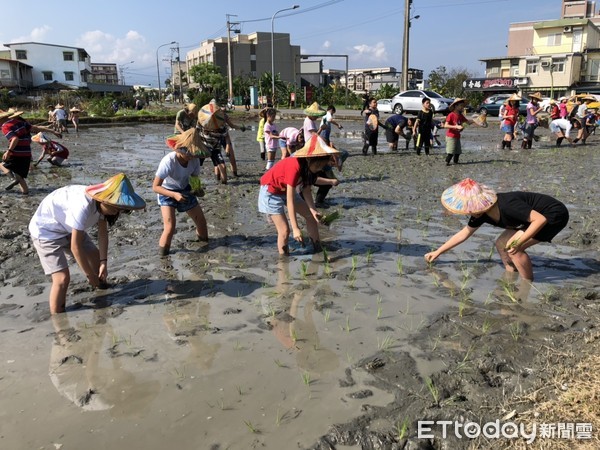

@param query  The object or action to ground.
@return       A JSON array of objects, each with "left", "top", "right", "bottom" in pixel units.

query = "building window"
[
  {"left": 63, "top": 52, "right": 74, "bottom": 61},
  {"left": 43, "top": 71, "right": 53, "bottom": 81},
  {"left": 78, "top": 51, "right": 86, "bottom": 62},
  {"left": 64, "top": 72, "right": 74, "bottom": 81},
  {"left": 0, "top": 69, "right": 10, "bottom": 79},
  {"left": 547, "top": 34, "right": 562, "bottom": 46},
  {"left": 488, "top": 67, "right": 499, "bottom": 75},
  {"left": 552, "top": 59, "right": 566, "bottom": 72},
  {"left": 526, "top": 61, "right": 538, "bottom": 74},
  {"left": 15, "top": 50, "right": 27, "bottom": 60},
  {"left": 589, "top": 60, "right": 600, "bottom": 81}
]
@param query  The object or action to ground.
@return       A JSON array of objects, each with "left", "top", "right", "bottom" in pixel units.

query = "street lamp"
[
  {"left": 401, "top": 0, "right": 420, "bottom": 91},
  {"left": 156, "top": 41, "right": 176, "bottom": 104},
  {"left": 271, "top": 4, "right": 299, "bottom": 106},
  {"left": 119, "top": 61, "right": 134, "bottom": 85}
]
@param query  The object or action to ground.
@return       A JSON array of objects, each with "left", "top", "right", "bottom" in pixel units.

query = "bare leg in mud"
[{"left": 495, "top": 229, "right": 538, "bottom": 281}]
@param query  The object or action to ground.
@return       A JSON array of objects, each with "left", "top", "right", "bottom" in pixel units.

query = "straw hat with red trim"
[
  {"left": 0, "top": 108, "right": 25, "bottom": 119},
  {"left": 197, "top": 102, "right": 226, "bottom": 131},
  {"left": 32, "top": 132, "right": 51, "bottom": 144},
  {"left": 440, "top": 178, "right": 497, "bottom": 215},
  {"left": 303, "top": 102, "right": 326, "bottom": 117},
  {"left": 294, "top": 135, "right": 340, "bottom": 158},
  {"left": 85, "top": 173, "right": 146, "bottom": 210},
  {"left": 448, "top": 98, "right": 466, "bottom": 112}
]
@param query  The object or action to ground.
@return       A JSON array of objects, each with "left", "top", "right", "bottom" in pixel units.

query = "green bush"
[{"left": 86, "top": 97, "right": 117, "bottom": 117}]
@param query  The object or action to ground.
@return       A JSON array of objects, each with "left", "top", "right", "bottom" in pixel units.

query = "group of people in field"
[{"left": 0, "top": 96, "right": 571, "bottom": 316}]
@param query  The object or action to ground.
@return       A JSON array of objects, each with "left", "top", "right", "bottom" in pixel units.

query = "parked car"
[
  {"left": 477, "top": 96, "right": 530, "bottom": 117},
  {"left": 390, "top": 90, "right": 454, "bottom": 115},
  {"left": 482, "top": 93, "right": 511, "bottom": 105},
  {"left": 377, "top": 98, "right": 393, "bottom": 114}
]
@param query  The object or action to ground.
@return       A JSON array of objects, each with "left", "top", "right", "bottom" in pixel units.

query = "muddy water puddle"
[{"left": 1, "top": 120, "right": 598, "bottom": 449}]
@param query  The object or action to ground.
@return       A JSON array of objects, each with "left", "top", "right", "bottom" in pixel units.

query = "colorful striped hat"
[
  {"left": 32, "top": 132, "right": 50, "bottom": 144},
  {"left": 441, "top": 178, "right": 497, "bottom": 215},
  {"left": 293, "top": 134, "right": 339, "bottom": 158},
  {"left": 303, "top": 102, "right": 326, "bottom": 117},
  {"left": 197, "top": 102, "right": 226, "bottom": 131},
  {"left": 85, "top": 173, "right": 146, "bottom": 210}
]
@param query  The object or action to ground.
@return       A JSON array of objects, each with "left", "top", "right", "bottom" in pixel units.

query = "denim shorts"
[
  {"left": 258, "top": 184, "right": 303, "bottom": 215},
  {"left": 501, "top": 124, "right": 514, "bottom": 133},
  {"left": 157, "top": 186, "right": 199, "bottom": 212}
]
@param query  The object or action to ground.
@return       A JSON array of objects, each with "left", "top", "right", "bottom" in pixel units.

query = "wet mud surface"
[{"left": 0, "top": 118, "right": 599, "bottom": 449}]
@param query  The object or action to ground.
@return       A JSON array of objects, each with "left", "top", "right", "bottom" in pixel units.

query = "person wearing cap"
[
  {"left": 69, "top": 107, "right": 82, "bottom": 133},
  {"left": 549, "top": 116, "right": 581, "bottom": 147},
  {"left": 32, "top": 132, "right": 70, "bottom": 166},
  {"left": 558, "top": 97, "right": 568, "bottom": 119},
  {"left": 318, "top": 105, "right": 343, "bottom": 145},
  {"left": 1, "top": 108, "right": 62, "bottom": 194},
  {"left": 424, "top": 178, "right": 569, "bottom": 281},
  {"left": 443, "top": 99, "right": 482, "bottom": 165},
  {"left": 258, "top": 135, "right": 339, "bottom": 255},
  {"left": 28, "top": 173, "right": 146, "bottom": 314},
  {"left": 52, "top": 103, "right": 68, "bottom": 133},
  {"left": 174, "top": 103, "right": 198, "bottom": 135},
  {"left": 549, "top": 99, "right": 560, "bottom": 120},
  {"left": 521, "top": 92, "right": 543, "bottom": 149},
  {"left": 500, "top": 94, "right": 520, "bottom": 150},
  {"left": 196, "top": 102, "right": 229, "bottom": 183},
  {"left": 278, "top": 127, "right": 304, "bottom": 158},
  {"left": 303, "top": 102, "right": 327, "bottom": 143},
  {"left": 154, "top": 128, "right": 209, "bottom": 257}
]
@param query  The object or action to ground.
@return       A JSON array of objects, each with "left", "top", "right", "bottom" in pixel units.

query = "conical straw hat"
[
  {"left": 441, "top": 178, "right": 497, "bottom": 215},
  {"left": 294, "top": 135, "right": 340, "bottom": 158},
  {"left": 85, "top": 173, "right": 146, "bottom": 210},
  {"left": 303, "top": 102, "right": 326, "bottom": 117}
]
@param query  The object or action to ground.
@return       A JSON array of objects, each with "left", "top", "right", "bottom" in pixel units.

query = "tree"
[
  {"left": 428, "top": 66, "right": 485, "bottom": 107},
  {"left": 188, "top": 63, "right": 227, "bottom": 98},
  {"left": 375, "top": 83, "right": 397, "bottom": 100}
]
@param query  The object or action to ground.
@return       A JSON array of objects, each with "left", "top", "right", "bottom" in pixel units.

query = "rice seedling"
[
  {"left": 291, "top": 329, "right": 298, "bottom": 343},
  {"left": 509, "top": 322, "right": 522, "bottom": 342},
  {"left": 376, "top": 294, "right": 383, "bottom": 304},
  {"left": 354, "top": 302, "right": 362, "bottom": 311},
  {"left": 301, "top": 371, "right": 311, "bottom": 386},
  {"left": 274, "top": 359, "right": 286, "bottom": 368},
  {"left": 376, "top": 306, "right": 383, "bottom": 319},
  {"left": 365, "top": 248, "right": 374, "bottom": 264},
  {"left": 244, "top": 420, "right": 259, "bottom": 434},
  {"left": 300, "top": 261, "right": 308, "bottom": 279},
  {"left": 482, "top": 318, "right": 492, "bottom": 334},
  {"left": 236, "top": 385, "right": 244, "bottom": 396},
  {"left": 396, "top": 257, "right": 404, "bottom": 275},
  {"left": 425, "top": 377, "right": 440, "bottom": 406},
  {"left": 323, "top": 309, "right": 331, "bottom": 323},
  {"left": 351, "top": 255, "right": 358, "bottom": 272},
  {"left": 275, "top": 408, "right": 282, "bottom": 426},
  {"left": 233, "top": 339, "right": 244, "bottom": 351},
  {"left": 322, "top": 246, "right": 329, "bottom": 263},
  {"left": 395, "top": 418, "right": 410, "bottom": 441},
  {"left": 377, "top": 335, "right": 395, "bottom": 351},
  {"left": 500, "top": 279, "right": 519, "bottom": 303}
]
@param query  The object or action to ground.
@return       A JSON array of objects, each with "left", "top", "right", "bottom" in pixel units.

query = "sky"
[{"left": 0, "top": 0, "right": 561, "bottom": 86}]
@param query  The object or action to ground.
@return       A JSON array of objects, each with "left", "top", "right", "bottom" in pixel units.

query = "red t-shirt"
[
  {"left": 503, "top": 105, "right": 518, "bottom": 126},
  {"left": 445, "top": 111, "right": 467, "bottom": 139},
  {"left": 260, "top": 157, "right": 301, "bottom": 195}
]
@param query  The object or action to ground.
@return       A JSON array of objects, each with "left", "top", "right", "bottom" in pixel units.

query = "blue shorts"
[
  {"left": 157, "top": 186, "right": 199, "bottom": 212},
  {"left": 501, "top": 124, "right": 514, "bottom": 133},
  {"left": 258, "top": 184, "right": 303, "bottom": 215}
]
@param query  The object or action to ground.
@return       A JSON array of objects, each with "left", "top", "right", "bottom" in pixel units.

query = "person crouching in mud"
[
  {"left": 258, "top": 135, "right": 339, "bottom": 255},
  {"left": 29, "top": 174, "right": 146, "bottom": 314},
  {"left": 424, "top": 178, "right": 569, "bottom": 281}
]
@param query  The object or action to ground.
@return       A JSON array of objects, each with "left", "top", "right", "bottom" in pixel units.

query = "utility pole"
[
  {"left": 175, "top": 44, "right": 182, "bottom": 103},
  {"left": 401, "top": 0, "right": 411, "bottom": 92},
  {"left": 226, "top": 14, "right": 240, "bottom": 102}
]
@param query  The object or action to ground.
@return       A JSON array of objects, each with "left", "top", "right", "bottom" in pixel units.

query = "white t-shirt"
[
  {"left": 302, "top": 117, "right": 317, "bottom": 141},
  {"left": 550, "top": 118, "right": 573, "bottom": 135},
  {"left": 155, "top": 151, "right": 201, "bottom": 191},
  {"left": 29, "top": 185, "right": 100, "bottom": 240}
]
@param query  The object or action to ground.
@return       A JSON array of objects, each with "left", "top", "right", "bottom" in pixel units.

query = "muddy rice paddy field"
[{"left": 0, "top": 115, "right": 599, "bottom": 450}]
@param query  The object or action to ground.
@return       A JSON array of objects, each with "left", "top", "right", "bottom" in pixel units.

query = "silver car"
[{"left": 391, "top": 90, "right": 453, "bottom": 115}]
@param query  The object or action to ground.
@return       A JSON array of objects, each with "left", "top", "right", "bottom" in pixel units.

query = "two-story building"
[
  {"left": 471, "top": 0, "right": 600, "bottom": 97},
  {"left": 2, "top": 42, "right": 92, "bottom": 89}
]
